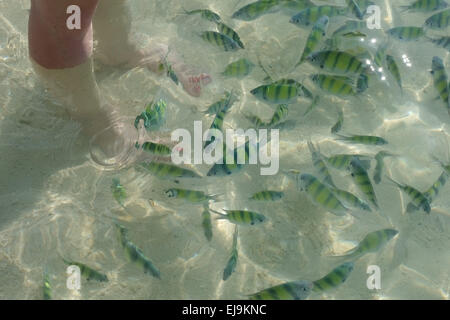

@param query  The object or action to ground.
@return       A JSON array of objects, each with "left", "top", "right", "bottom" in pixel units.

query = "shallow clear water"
[{"left": 0, "top": 0, "right": 449, "bottom": 300}]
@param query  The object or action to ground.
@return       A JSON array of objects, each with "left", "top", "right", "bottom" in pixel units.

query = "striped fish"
[
  {"left": 250, "top": 83, "right": 301, "bottom": 104},
  {"left": 270, "top": 78, "right": 314, "bottom": 99},
  {"left": 183, "top": 8, "right": 221, "bottom": 22},
  {"left": 207, "top": 140, "right": 256, "bottom": 176},
  {"left": 140, "top": 141, "right": 172, "bottom": 156},
  {"left": 346, "top": 0, "right": 364, "bottom": 20},
  {"left": 386, "top": 55, "right": 403, "bottom": 93},
  {"left": 307, "top": 141, "right": 336, "bottom": 187},
  {"left": 400, "top": 0, "right": 448, "bottom": 12},
  {"left": 387, "top": 26, "right": 425, "bottom": 41},
  {"left": 222, "top": 58, "right": 254, "bottom": 77},
  {"left": 373, "top": 151, "right": 394, "bottom": 184},
  {"left": 335, "top": 133, "right": 388, "bottom": 145},
  {"left": 297, "top": 173, "right": 348, "bottom": 216},
  {"left": 331, "top": 187, "right": 372, "bottom": 211},
  {"left": 424, "top": 8, "right": 450, "bottom": 29},
  {"left": 332, "top": 20, "right": 368, "bottom": 37},
  {"left": 312, "top": 262, "right": 354, "bottom": 292},
  {"left": 427, "top": 36, "right": 450, "bottom": 51},
  {"left": 62, "top": 258, "right": 108, "bottom": 282},
  {"left": 116, "top": 223, "right": 161, "bottom": 279},
  {"left": 248, "top": 280, "right": 313, "bottom": 300},
  {"left": 141, "top": 162, "right": 202, "bottom": 178},
  {"left": 307, "top": 50, "right": 366, "bottom": 75},
  {"left": 202, "top": 206, "right": 213, "bottom": 241},
  {"left": 200, "top": 31, "right": 240, "bottom": 52},
  {"left": 297, "top": 15, "right": 330, "bottom": 65},
  {"left": 269, "top": 104, "right": 289, "bottom": 126},
  {"left": 424, "top": 162, "right": 450, "bottom": 201},
  {"left": 232, "top": 0, "right": 280, "bottom": 21},
  {"left": 204, "top": 108, "right": 228, "bottom": 149},
  {"left": 386, "top": 176, "right": 431, "bottom": 213},
  {"left": 165, "top": 188, "right": 218, "bottom": 203},
  {"left": 43, "top": 269, "right": 51, "bottom": 300},
  {"left": 331, "top": 107, "right": 344, "bottom": 134},
  {"left": 430, "top": 56, "right": 450, "bottom": 110},
  {"left": 204, "top": 91, "right": 236, "bottom": 115},
  {"left": 333, "top": 229, "right": 399, "bottom": 260},
  {"left": 374, "top": 43, "right": 389, "bottom": 69},
  {"left": 211, "top": 209, "right": 267, "bottom": 226},
  {"left": 223, "top": 226, "right": 239, "bottom": 281},
  {"left": 407, "top": 163, "right": 450, "bottom": 212},
  {"left": 134, "top": 99, "right": 167, "bottom": 131},
  {"left": 348, "top": 158, "right": 379, "bottom": 208},
  {"left": 310, "top": 74, "right": 357, "bottom": 96},
  {"left": 111, "top": 178, "right": 126, "bottom": 207},
  {"left": 325, "top": 154, "right": 371, "bottom": 171},
  {"left": 216, "top": 22, "right": 245, "bottom": 49},
  {"left": 356, "top": 71, "right": 369, "bottom": 93},
  {"left": 249, "top": 190, "right": 285, "bottom": 201},
  {"left": 245, "top": 113, "right": 268, "bottom": 129},
  {"left": 290, "top": 6, "right": 348, "bottom": 27}
]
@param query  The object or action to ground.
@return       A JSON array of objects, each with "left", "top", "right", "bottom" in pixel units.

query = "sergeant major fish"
[
  {"left": 223, "top": 226, "right": 239, "bottom": 281},
  {"left": 248, "top": 280, "right": 313, "bottom": 300}
]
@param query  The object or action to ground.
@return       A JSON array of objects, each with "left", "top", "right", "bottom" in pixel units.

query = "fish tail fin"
[
  {"left": 384, "top": 175, "right": 402, "bottom": 188},
  {"left": 209, "top": 209, "right": 228, "bottom": 219},
  {"left": 209, "top": 193, "right": 224, "bottom": 202}
]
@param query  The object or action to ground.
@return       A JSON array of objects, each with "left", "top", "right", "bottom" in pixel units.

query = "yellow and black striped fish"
[
  {"left": 424, "top": 8, "right": 450, "bottom": 29},
  {"left": 222, "top": 58, "right": 255, "bottom": 77},
  {"left": 400, "top": 0, "right": 448, "bottom": 12},
  {"left": 387, "top": 26, "right": 425, "bottom": 41},
  {"left": 62, "top": 258, "right": 108, "bottom": 282},
  {"left": 325, "top": 154, "right": 371, "bottom": 171},
  {"left": 427, "top": 36, "right": 450, "bottom": 51},
  {"left": 290, "top": 5, "right": 348, "bottom": 27},
  {"left": 216, "top": 22, "right": 245, "bottom": 49},
  {"left": 386, "top": 54, "right": 403, "bottom": 93},
  {"left": 140, "top": 141, "right": 172, "bottom": 156},
  {"left": 116, "top": 223, "right": 161, "bottom": 279},
  {"left": 248, "top": 280, "right": 313, "bottom": 300},
  {"left": 333, "top": 229, "right": 399, "bottom": 260},
  {"left": 431, "top": 56, "right": 450, "bottom": 111},
  {"left": 134, "top": 99, "right": 167, "bottom": 131},
  {"left": 204, "top": 91, "right": 236, "bottom": 115},
  {"left": 297, "top": 173, "right": 348, "bottom": 216},
  {"left": 250, "top": 83, "right": 301, "bottom": 104},
  {"left": 307, "top": 141, "right": 336, "bottom": 188},
  {"left": 297, "top": 15, "right": 330, "bottom": 65},
  {"left": 207, "top": 140, "right": 256, "bottom": 177},
  {"left": 165, "top": 188, "right": 219, "bottom": 203},
  {"left": 269, "top": 104, "right": 289, "bottom": 126},
  {"left": 232, "top": 0, "right": 280, "bottom": 21},
  {"left": 307, "top": 50, "right": 366, "bottom": 75},
  {"left": 211, "top": 209, "right": 267, "bottom": 226},
  {"left": 310, "top": 74, "right": 356, "bottom": 96},
  {"left": 331, "top": 187, "right": 372, "bottom": 211},
  {"left": 249, "top": 190, "right": 285, "bottom": 201},
  {"left": 312, "top": 262, "right": 354, "bottom": 292},
  {"left": 223, "top": 226, "right": 239, "bottom": 281},
  {"left": 183, "top": 8, "right": 221, "bottom": 22},
  {"left": 141, "top": 162, "right": 202, "bottom": 178},
  {"left": 335, "top": 133, "right": 388, "bottom": 145},
  {"left": 348, "top": 158, "right": 379, "bottom": 208},
  {"left": 386, "top": 176, "right": 431, "bottom": 213},
  {"left": 201, "top": 31, "right": 240, "bottom": 52}
]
